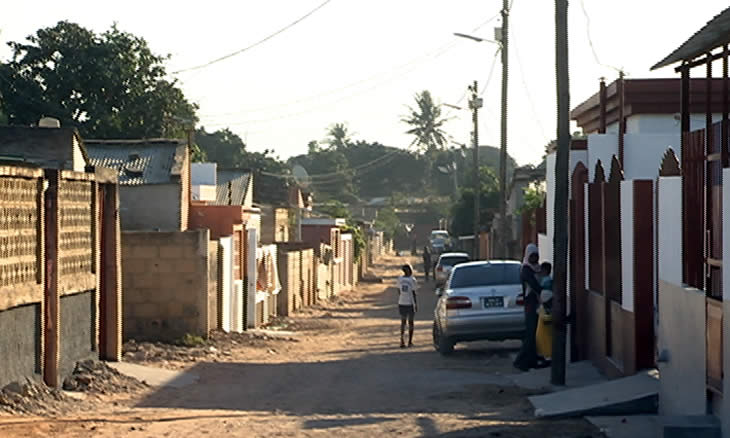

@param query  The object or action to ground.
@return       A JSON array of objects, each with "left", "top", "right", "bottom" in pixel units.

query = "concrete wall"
[
  {"left": 537, "top": 233, "right": 551, "bottom": 266},
  {"left": 188, "top": 204, "right": 243, "bottom": 240},
  {"left": 59, "top": 291, "right": 95, "bottom": 380},
  {"left": 0, "top": 303, "right": 41, "bottom": 387},
  {"left": 723, "top": 168, "right": 730, "bottom": 436},
  {"left": 219, "top": 237, "right": 232, "bottom": 332},
  {"left": 620, "top": 181, "right": 635, "bottom": 312},
  {"left": 587, "top": 134, "right": 618, "bottom": 181},
  {"left": 657, "top": 177, "right": 682, "bottom": 287},
  {"left": 119, "top": 184, "right": 181, "bottom": 231},
  {"left": 623, "top": 134, "right": 680, "bottom": 180},
  {"left": 121, "top": 230, "right": 210, "bottom": 341},
  {"left": 208, "top": 241, "right": 218, "bottom": 334},
  {"left": 623, "top": 113, "right": 721, "bottom": 135},
  {"left": 657, "top": 280, "right": 707, "bottom": 415}
]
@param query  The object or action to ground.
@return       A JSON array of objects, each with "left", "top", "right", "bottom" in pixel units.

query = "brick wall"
[{"left": 121, "top": 229, "right": 210, "bottom": 342}]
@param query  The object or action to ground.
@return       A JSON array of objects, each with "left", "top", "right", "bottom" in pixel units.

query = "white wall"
[
  {"left": 219, "top": 237, "right": 232, "bottom": 332},
  {"left": 191, "top": 162, "right": 217, "bottom": 185},
  {"left": 537, "top": 233, "right": 551, "bottom": 266},
  {"left": 587, "top": 134, "right": 618, "bottom": 181},
  {"left": 657, "top": 177, "right": 682, "bottom": 287},
  {"left": 608, "top": 113, "right": 720, "bottom": 135},
  {"left": 246, "top": 228, "right": 258, "bottom": 329},
  {"left": 545, "top": 153, "right": 555, "bottom": 254},
  {"left": 620, "top": 181, "right": 634, "bottom": 312},
  {"left": 722, "top": 168, "right": 730, "bottom": 435},
  {"left": 623, "top": 134, "right": 680, "bottom": 180}
]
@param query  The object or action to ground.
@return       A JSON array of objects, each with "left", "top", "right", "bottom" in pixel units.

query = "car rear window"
[
  {"left": 449, "top": 264, "right": 521, "bottom": 288},
  {"left": 439, "top": 256, "right": 469, "bottom": 267}
]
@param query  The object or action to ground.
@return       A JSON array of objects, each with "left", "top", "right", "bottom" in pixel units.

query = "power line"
[
  {"left": 173, "top": 0, "right": 334, "bottom": 74},
  {"left": 579, "top": 0, "right": 622, "bottom": 74},
  {"left": 197, "top": 13, "right": 503, "bottom": 120}
]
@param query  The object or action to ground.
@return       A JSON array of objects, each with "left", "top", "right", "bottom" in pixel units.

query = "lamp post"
[{"left": 455, "top": 2, "right": 509, "bottom": 258}]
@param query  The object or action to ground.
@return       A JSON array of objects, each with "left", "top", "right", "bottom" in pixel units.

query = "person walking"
[
  {"left": 513, "top": 243, "right": 543, "bottom": 371},
  {"left": 396, "top": 264, "right": 418, "bottom": 348},
  {"left": 422, "top": 245, "right": 432, "bottom": 281}
]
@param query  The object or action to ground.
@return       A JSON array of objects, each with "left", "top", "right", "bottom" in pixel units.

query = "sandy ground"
[{"left": 0, "top": 255, "right": 603, "bottom": 437}]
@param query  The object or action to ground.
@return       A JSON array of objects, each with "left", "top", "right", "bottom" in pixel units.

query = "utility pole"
[
  {"left": 469, "top": 81, "right": 483, "bottom": 260},
  {"left": 498, "top": 0, "right": 510, "bottom": 259},
  {"left": 552, "top": 0, "right": 570, "bottom": 386}
]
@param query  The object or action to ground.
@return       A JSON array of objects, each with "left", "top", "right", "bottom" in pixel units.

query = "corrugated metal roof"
[
  {"left": 215, "top": 169, "right": 250, "bottom": 205},
  {"left": 85, "top": 139, "right": 186, "bottom": 185},
  {"left": 652, "top": 7, "right": 730, "bottom": 70}
]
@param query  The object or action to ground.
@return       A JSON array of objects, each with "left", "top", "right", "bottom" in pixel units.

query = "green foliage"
[
  {"left": 517, "top": 182, "right": 546, "bottom": 217},
  {"left": 289, "top": 147, "right": 356, "bottom": 203},
  {"left": 341, "top": 223, "right": 366, "bottom": 261},
  {"left": 450, "top": 166, "right": 500, "bottom": 237},
  {"left": 318, "top": 200, "right": 351, "bottom": 220},
  {"left": 374, "top": 205, "right": 401, "bottom": 240},
  {"left": 401, "top": 90, "right": 450, "bottom": 154},
  {"left": 324, "top": 122, "right": 352, "bottom": 150},
  {"left": 177, "top": 333, "right": 206, "bottom": 347},
  {"left": 195, "top": 127, "right": 287, "bottom": 174},
  {"left": 0, "top": 21, "right": 197, "bottom": 138}
]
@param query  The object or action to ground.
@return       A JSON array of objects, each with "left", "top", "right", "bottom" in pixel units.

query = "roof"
[
  {"left": 302, "top": 218, "right": 346, "bottom": 226},
  {"left": 653, "top": 7, "right": 730, "bottom": 70},
  {"left": 571, "top": 78, "right": 730, "bottom": 133},
  {"left": 216, "top": 169, "right": 251, "bottom": 205},
  {"left": 0, "top": 126, "right": 89, "bottom": 170},
  {"left": 85, "top": 139, "right": 186, "bottom": 185}
]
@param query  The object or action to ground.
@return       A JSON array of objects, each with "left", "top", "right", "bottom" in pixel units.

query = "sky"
[{"left": 2, "top": 0, "right": 729, "bottom": 167}]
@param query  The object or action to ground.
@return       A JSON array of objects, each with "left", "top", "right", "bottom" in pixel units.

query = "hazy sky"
[{"left": 2, "top": 1, "right": 728, "bottom": 166}]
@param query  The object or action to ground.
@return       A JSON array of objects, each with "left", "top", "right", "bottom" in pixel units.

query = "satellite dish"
[{"left": 292, "top": 164, "right": 311, "bottom": 188}]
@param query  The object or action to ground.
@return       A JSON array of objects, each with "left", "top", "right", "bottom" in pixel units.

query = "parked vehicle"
[
  {"left": 430, "top": 230, "right": 450, "bottom": 241},
  {"left": 434, "top": 252, "right": 470, "bottom": 286},
  {"left": 432, "top": 260, "right": 525, "bottom": 355}
]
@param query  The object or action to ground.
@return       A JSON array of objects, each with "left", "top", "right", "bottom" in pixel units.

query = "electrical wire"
[
  {"left": 579, "top": 0, "right": 622, "bottom": 74},
  {"left": 197, "top": 13, "right": 503, "bottom": 120},
  {"left": 173, "top": 0, "right": 334, "bottom": 74}
]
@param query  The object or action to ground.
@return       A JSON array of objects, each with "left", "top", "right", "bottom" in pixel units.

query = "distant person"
[
  {"left": 535, "top": 262, "right": 553, "bottom": 365},
  {"left": 513, "top": 243, "right": 543, "bottom": 371},
  {"left": 396, "top": 264, "right": 418, "bottom": 348},
  {"left": 422, "top": 245, "right": 432, "bottom": 281}
]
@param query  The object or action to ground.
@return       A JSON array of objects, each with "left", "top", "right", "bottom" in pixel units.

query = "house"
[
  {"left": 499, "top": 163, "right": 546, "bottom": 260},
  {"left": 85, "top": 139, "right": 190, "bottom": 231},
  {"left": 0, "top": 122, "right": 122, "bottom": 388},
  {"left": 650, "top": 6, "right": 730, "bottom": 433},
  {"left": 254, "top": 172, "right": 308, "bottom": 244}
]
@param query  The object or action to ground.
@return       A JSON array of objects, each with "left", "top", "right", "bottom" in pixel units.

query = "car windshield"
[
  {"left": 449, "top": 264, "right": 521, "bottom": 288},
  {"left": 439, "top": 256, "right": 469, "bottom": 267}
]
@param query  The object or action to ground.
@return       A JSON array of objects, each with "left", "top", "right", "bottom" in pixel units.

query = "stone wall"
[{"left": 122, "top": 229, "right": 210, "bottom": 342}]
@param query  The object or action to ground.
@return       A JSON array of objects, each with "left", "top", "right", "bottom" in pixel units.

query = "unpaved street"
[{"left": 0, "top": 255, "right": 601, "bottom": 437}]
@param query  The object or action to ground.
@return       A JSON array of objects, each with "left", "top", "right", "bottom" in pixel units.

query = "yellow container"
[{"left": 536, "top": 307, "right": 553, "bottom": 358}]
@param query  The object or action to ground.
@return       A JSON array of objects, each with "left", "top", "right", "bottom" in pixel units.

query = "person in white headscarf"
[{"left": 513, "top": 243, "right": 543, "bottom": 371}]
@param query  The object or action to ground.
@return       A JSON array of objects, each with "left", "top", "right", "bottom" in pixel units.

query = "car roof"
[
  {"left": 451, "top": 260, "right": 521, "bottom": 269},
  {"left": 438, "top": 252, "right": 469, "bottom": 258}
]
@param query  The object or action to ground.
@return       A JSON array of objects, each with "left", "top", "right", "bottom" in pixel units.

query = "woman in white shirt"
[{"left": 397, "top": 264, "right": 418, "bottom": 348}]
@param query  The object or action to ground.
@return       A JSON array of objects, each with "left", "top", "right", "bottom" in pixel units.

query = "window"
[
  {"left": 449, "top": 264, "right": 521, "bottom": 289},
  {"left": 438, "top": 256, "right": 469, "bottom": 267}
]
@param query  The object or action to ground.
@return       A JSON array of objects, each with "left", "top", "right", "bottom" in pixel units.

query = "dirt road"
[{"left": 0, "top": 255, "right": 602, "bottom": 437}]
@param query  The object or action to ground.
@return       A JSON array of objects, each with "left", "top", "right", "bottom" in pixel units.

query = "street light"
[{"left": 454, "top": 16, "right": 509, "bottom": 260}]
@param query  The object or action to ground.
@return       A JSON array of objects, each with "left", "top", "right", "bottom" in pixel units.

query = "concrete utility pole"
[
  {"left": 552, "top": 0, "right": 570, "bottom": 386},
  {"left": 498, "top": 0, "right": 510, "bottom": 259},
  {"left": 469, "top": 81, "right": 483, "bottom": 260}
]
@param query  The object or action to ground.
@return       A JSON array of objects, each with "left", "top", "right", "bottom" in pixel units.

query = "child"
[
  {"left": 397, "top": 264, "right": 418, "bottom": 348},
  {"left": 539, "top": 262, "right": 553, "bottom": 313}
]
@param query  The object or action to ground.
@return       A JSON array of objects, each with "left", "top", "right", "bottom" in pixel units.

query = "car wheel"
[{"left": 433, "top": 321, "right": 454, "bottom": 356}]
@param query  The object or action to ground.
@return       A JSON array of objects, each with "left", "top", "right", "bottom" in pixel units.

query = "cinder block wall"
[{"left": 122, "top": 229, "right": 210, "bottom": 342}]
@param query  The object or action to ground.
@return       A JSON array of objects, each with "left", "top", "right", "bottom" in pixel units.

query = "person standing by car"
[
  {"left": 513, "top": 243, "right": 543, "bottom": 371},
  {"left": 422, "top": 245, "right": 432, "bottom": 281},
  {"left": 397, "top": 264, "right": 418, "bottom": 348}
]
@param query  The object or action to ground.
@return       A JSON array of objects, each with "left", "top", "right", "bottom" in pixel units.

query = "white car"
[
  {"left": 433, "top": 260, "right": 525, "bottom": 355},
  {"left": 434, "top": 252, "right": 470, "bottom": 286}
]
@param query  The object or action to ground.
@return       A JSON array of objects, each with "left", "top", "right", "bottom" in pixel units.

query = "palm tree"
[
  {"left": 401, "top": 90, "right": 450, "bottom": 154},
  {"left": 324, "top": 122, "right": 353, "bottom": 150}
]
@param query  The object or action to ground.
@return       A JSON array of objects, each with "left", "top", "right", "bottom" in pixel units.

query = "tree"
[
  {"left": 517, "top": 182, "right": 546, "bottom": 217},
  {"left": 401, "top": 90, "right": 450, "bottom": 154},
  {"left": 318, "top": 200, "right": 351, "bottom": 220},
  {"left": 195, "top": 127, "right": 287, "bottom": 174},
  {"left": 0, "top": 21, "right": 197, "bottom": 138},
  {"left": 450, "top": 166, "right": 500, "bottom": 237},
  {"left": 374, "top": 205, "right": 401, "bottom": 240},
  {"left": 324, "top": 123, "right": 352, "bottom": 150}
]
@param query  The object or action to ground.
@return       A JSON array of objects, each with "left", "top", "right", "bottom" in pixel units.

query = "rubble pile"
[
  {"left": 0, "top": 379, "right": 71, "bottom": 415},
  {"left": 63, "top": 360, "right": 147, "bottom": 394}
]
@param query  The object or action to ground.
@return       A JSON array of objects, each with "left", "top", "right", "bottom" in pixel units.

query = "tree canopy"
[
  {"left": 401, "top": 90, "right": 450, "bottom": 154},
  {"left": 0, "top": 21, "right": 197, "bottom": 138}
]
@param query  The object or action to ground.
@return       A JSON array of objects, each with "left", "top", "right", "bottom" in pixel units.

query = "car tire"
[{"left": 433, "top": 321, "right": 455, "bottom": 356}]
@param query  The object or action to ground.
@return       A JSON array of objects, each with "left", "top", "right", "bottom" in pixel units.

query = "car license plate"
[{"left": 482, "top": 297, "right": 504, "bottom": 308}]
